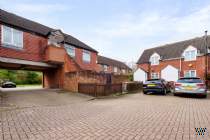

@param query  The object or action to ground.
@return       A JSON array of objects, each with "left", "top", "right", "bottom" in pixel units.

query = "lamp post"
[{"left": 205, "top": 30, "right": 208, "bottom": 82}]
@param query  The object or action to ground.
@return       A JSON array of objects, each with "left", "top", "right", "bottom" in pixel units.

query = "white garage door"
[
  {"left": 134, "top": 68, "right": 147, "bottom": 82},
  {"left": 161, "top": 65, "right": 179, "bottom": 81}
]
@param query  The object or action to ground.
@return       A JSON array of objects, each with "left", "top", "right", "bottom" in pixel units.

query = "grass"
[{"left": 17, "top": 84, "right": 42, "bottom": 87}]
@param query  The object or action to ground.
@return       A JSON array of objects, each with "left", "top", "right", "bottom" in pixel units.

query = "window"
[
  {"left": 150, "top": 53, "right": 160, "bottom": 65},
  {"left": 64, "top": 44, "right": 75, "bottom": 57},
  {"left": 184, "top": 70, "right": 196, "bottom": 78},
  {"left": 114, "top": 67, "right": 118, "bottom": 73},
  {"left": 83, "top": 50, "right": 91, "bottom": 63},
  {"left": 151, "top": 73, "right": 159, "bottom": 79},
  {"left": 1, "top": 25, "right": 23, "bottom": 48},
  {"left": 102, "top": 65, "right": 108, "bottom": 71},
  {"left": 183, "top": 46, "right": 197, "bottom": 61},
  {"left": 184, "top": 50, "right": 196, "bottom": 61},
  {"left": 122, "top": 69, "right": 126, "bottom": 74}
]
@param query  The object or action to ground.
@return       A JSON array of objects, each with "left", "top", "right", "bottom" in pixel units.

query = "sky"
[{"left": 1, "top": 0, "right": 210, "bottom": 65}]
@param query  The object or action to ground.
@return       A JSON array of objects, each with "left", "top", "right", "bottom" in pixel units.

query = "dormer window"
[
  {"left": 150, "top": 53, "right": 160, "bottom": 65},
  {"left": 48, "top": 30, "right": 64, "bottom": 47},
  {"left": 64, "top": 44, "right": 75, "bottom": 57},
  {"left": 183, "top": 46, "right": 197, "bottom": 61}
]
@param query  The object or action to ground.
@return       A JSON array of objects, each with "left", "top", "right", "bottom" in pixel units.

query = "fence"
[
  {"left": 123, "top": 82, "right": 143, "bottom": 93},
  {"left": 78, "top": 83, "right": 122, "bottom": 97}
]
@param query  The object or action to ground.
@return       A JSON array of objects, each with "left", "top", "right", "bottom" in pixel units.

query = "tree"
[{"left": 0, "top": 69, "right": 42, "bottom": 85}]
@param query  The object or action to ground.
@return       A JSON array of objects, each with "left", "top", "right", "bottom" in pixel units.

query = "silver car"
[{"left": 174, "top": 77, "right": 207, "bottom": 98}]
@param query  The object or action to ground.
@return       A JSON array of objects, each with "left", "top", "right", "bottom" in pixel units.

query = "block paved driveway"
[{"left": 1, "top": 89, "right": 210, "bottom": 140}]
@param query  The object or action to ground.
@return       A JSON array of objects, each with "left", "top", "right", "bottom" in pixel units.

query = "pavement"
[{"left": 0, "top": 89, "right": 210, "bottom": 140}]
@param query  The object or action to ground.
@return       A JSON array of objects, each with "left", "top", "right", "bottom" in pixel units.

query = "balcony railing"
[{"left": 45, "top": 45, "right": 66, "bottom": 64}]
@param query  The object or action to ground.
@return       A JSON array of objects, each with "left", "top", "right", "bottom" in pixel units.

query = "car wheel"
[
  {"left": 203, "top": 95, "right": 207, "bottom": 98},
  {"left": 143, "top": 91, "right": 147, "bottom": 94}
]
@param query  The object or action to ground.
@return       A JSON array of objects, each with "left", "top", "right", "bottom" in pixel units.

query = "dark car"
[
  {"left": 1, "top": 81, "right": 16, "bottom": 88},
  {"left": 174, "top": 77, "right": 207, "bottom": 98},
  {"left": 143, "top": 79, "right": 171, "bottom": 95}
]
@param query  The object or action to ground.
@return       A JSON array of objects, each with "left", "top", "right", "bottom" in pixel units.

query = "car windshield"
[
  {"left": 145, "top": 79, "right": 162, "bottom": 84},
  {"left": 177, "top": 78, "right": 203, "bottom": 83}
]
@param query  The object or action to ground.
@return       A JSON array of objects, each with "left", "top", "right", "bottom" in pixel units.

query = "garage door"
[
  {"left": 161, "top": 65, "right": 178, "bottom": 81},
  {"left": 134, "top": 68, "right": 147, "bottom": 82}
]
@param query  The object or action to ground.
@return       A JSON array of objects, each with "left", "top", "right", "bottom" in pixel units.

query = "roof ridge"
[
  {"left": 0, "top": 8, "right": 97, "bottom": 52},
  {"left": 137, "top": 34, "right": 209, "bottom": 64},
  {"left": 145, "top": 35, "right": 208, "bottom": 51},
  {"left": 0, "top": 8, "right": 53, "bottom": 30},
  {"left": 99, "top": 55, "right": 126, "bottom": 65}
]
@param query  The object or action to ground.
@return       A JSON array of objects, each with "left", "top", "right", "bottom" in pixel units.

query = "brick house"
[
  {"left": 136, "top": 35, "right": 210, "bottom": 83},
  {"left": 97, "top": 55, "right": 131, "bottom": 75},
  {"left": 0, "top": 9, "right": 98, "bottom": 89}
]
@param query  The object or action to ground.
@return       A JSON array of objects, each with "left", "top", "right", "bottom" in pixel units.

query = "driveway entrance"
[
  {"left": 1, "top": 92, "right": 210, "bottom": 139},
  {"left": 0, "top": 89, "right": 93, "bottom": 108}
]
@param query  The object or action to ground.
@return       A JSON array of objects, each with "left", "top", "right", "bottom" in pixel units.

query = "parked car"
[
  {"left": 173, "top": 77, "right": 207, "bottom": 98},
  {"left": 1, "top": 81, "right": 16, "bottom": 88},
  {"left": 143, "top": 79, "right": 171, "bottom": 95}
]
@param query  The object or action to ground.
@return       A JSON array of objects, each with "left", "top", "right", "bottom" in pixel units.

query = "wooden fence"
[{"left": 78, "top": 83, "right": 122, "bottom": 97}]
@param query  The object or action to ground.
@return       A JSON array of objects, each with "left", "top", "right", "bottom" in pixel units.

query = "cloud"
[
  {"left": 0, "top": 2, "right": 72, "bottom": 29},
  {"left": 85, "top": 4, "right": 210, "bottom": 62},
  {"left": 13, "top": 3, "right": 69, "bottom": 14}
]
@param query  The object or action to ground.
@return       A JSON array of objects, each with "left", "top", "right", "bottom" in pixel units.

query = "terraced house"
[
  {"left": 0, "top": 9, "right": 131, "bottom": 92},
  {"left": 0, "top": 9, "right": 101, "bottom": 90},
  {"left": 97, "top": 55, "right": 131, "bottom": 75},
  {"left": 136, "top": 35, "right": 210, "bottom": 83}
]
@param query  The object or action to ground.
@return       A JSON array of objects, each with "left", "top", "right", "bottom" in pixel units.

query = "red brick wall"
[
  {"left": 0, "top": 24, "right": 98, "bottom": 71},
  {"left": 74, "top": 48, "right": 98, "bottom": 71},
  {"left": 64, "top": 71, "right": 107, "bottom": 92},
  {"left": 63, "top": 71, "right": 131, "bottom": 92},
  {"left": 138, "top": 56, "right": 206, "bottom": 80},
  {"left": 0, "top": 24, "right": 48, "bottom": 62},
  {"left": 43, "top": 66, "right": 65, "bottom": 89}
]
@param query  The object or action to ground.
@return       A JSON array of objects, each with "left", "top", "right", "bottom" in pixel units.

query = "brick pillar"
[{"left": 43, "top": 66, "right": 64, "bottom": 89}]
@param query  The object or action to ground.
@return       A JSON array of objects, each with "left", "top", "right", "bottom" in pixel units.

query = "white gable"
[
  {"left": 161, "top": 65, "right": 179, "bottom": 81},
  {"left": 182, "top": 45, "right": 197, "bottom": 61},
  {"left": 150, "top": 52, "right": 160, "bottom": 65},
  {"left": 150, "top": 52, "right": 160, "bottom": 59},
  {"left": 182, "top": 45, "right": 197, "bottom": 55},
  {"left": 134, "top": 68, "right": 147, "bottom": 82}
]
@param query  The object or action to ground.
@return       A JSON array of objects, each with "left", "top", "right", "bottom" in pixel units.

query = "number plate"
[
  {"left": 148, "top": 84, "right": 156, "bottom": 87},
  {"left": 184, "top": 86, "right": 193, "bottom": 90}
]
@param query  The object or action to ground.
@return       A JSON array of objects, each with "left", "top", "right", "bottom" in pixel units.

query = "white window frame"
[
  {"left": 64, "top": 44, "right": 75, "bottom": 57},
  {"left": 102, "top": 65, "right": 108, "bottom": 71},
  {"left": 114, "top": 67, "right": 118, "bottom": 73},
  {"left": 82, "top": 50, "right": 91, "bottom": 63},
  {"left": 184, "top": 70, "right": 196, "bottom": 78},
  {"left": 150, "top": 53, "right": 160, "bottom": 65},
  {"left": 1, "top": 25, "right": 23, "bottom": 48},
  {"left": 151, "top": 72, "right": 159, "bottom": 79},
  {"left": 183, "top": 46, "right": 197, "bottom": 61},
  {"left": 122, "top": 69, "right": 126, "bottom": 74}
]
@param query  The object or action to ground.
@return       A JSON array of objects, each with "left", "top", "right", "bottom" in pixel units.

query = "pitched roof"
[
  {"left": 98, "top": 55, "right": 131, "bottom": 70},
  {"left": 0, "top": 9, "right": 97, "bottom": 52},
  {"left": 137, "top": 35, "right": 210, "bottom": 64}
]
